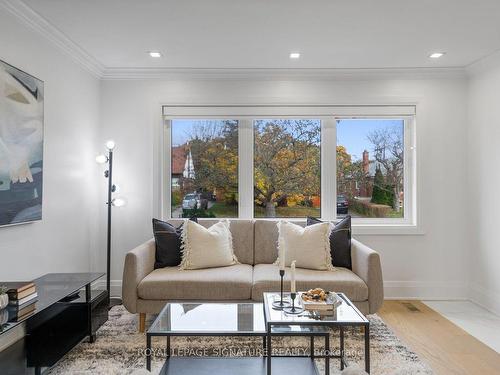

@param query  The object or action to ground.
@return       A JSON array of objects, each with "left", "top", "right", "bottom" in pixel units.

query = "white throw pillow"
[
  {"left": 276, "top": 221, "right": 334, "bottom": 271},
  {"left": 180, "top": 219, "right": 239, "bottom": 270}
]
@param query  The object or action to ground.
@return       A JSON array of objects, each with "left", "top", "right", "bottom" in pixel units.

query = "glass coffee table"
[
  {"left": 263, "top": 292, "right": 370, "bottom": 374},
  {"left": 146, "top": 302, "right": 331, "bottom": 374}
]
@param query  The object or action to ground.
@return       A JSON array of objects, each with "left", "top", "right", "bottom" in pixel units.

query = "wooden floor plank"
[{"left": 378, "top": 300, "right": 500, "bottom": 375}]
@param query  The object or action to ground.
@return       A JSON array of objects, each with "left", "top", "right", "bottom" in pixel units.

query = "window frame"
[
  {"left": 162, "top": 105, "right": 418, "bottom": 233},
  {"left": 334, "top": 116, "right": 415, "bottom": 227}
]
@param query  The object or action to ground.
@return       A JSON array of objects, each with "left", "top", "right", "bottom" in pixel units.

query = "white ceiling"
[{"left": 20, "top": 0, "right": 500, "bottom": 70}]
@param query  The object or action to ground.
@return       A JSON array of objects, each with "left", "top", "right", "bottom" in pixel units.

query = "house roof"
[{"left": 172, "top": 145, "right": 187, "bottom": 175}]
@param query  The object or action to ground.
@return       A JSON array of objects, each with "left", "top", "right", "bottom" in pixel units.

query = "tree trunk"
[
  {"left": 265, "top": 201, "right": 276, "bottom": 217},
  {"left": 393, "top": 186, "right": 400, "bottom": 212}
]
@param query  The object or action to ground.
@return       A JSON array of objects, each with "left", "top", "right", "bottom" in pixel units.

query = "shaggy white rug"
[{"left": 49, "top": 305, "right": 433, "bottom": 375}]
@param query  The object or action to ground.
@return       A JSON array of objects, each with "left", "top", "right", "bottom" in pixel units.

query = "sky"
[
  {"left": 171, "top": 119, "right": 404, "bottom": 161},
  {"left": 172, "top": 119, "right": 209, "bottom": 145},
  {"left": 337, "top": 119, "right": 404, "bottom": 161}
]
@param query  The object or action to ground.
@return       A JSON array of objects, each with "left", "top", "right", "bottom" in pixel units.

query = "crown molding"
[
  {"left": 100, "top": 66, "right": 467, "bottom": 81},
  {"left": 1, "top": 0, "right": 468, "bottom": 81},
  {"left": 0, "top": 0, "right": 105, "bottom": 77},
  {"left": 466, "top": 49, "right": 500, "bottom": 76}
]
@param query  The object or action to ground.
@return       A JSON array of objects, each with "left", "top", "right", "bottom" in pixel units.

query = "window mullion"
[
  {"left": 322, "top": 118, "right": 336, "bottom": 220},
  {"left": 238, "top": 119, "right": 253, "bottom": 219},
  {"left": 404, "top": 117, "right": 416, "bottom": 224},
  {"left": 163, "top": 119, "right": 172, "bottom": 219}
]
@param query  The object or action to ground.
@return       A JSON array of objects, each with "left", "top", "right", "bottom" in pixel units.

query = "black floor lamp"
[{"left": 96, "top": 140, "right": 125, "bottom": 308}]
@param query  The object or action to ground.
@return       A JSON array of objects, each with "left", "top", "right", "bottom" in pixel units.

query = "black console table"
[{"left": 0, "top": 273, "right": 108, "bottom": 375}]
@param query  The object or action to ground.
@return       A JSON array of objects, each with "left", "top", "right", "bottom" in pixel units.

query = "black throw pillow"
[
  {"left": 306, "top": 216, "right": 352, "bottom": 269},
  {"left": 152, "top": 217, "right": 197, "bottom": 269}
]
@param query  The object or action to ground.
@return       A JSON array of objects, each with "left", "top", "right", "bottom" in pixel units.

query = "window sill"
[
  {"left": 189, "top": 217, "right": 423, "bottom": 235},
  {"left": 352, "top": 223, "right": 424, "bottom": 236}
]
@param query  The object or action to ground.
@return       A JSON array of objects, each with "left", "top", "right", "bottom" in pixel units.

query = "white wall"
[
  {"left": 467, "top": 56, "right": 500, "bottom": 315},
  {"left": 0, "top": 9, "right": 101, "bottom": 280},
  {"left": 0, "top": 2, "right": 494, "bottom": 310},
  {"left": 99, "top": 74, "right": 470, "bottom": 299}
]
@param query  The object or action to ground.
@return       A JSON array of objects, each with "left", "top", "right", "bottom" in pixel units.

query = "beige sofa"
[{"left": 122, "top": 219, "right": 383, "bottom": 332}]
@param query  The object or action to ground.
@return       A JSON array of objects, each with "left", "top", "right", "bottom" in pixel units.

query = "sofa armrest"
[
  {"left": 122, "top": 239, "right": 156, "bottom": 313},
  {"left": 351, "top": 239, "right": 384, "bottom": 314}
]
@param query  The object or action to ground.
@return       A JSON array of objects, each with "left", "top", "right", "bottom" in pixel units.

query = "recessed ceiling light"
[
  {"left": 289, "top": 52, "right": 301, "bottom": 59},
  {"left": 149, "top": 51, "right": 162, "bottom": 58},
  {"left": 429, "top": 52, "right": 445, "bottom": 59}
]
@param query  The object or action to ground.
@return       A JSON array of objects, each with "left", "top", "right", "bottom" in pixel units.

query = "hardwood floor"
[{"left": 378, "top": 300, "right": 500, "bottom": 375}]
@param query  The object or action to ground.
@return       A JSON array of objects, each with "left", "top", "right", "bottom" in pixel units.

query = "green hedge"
[
  {"left": 350, "top": 199, "right": 391, "bottom": 218},
  {"left": 171, "top": 190, "right": 183, "bottom": 207},
  {"left": 181, "top": 208, "right": 216, "bottom": 218},
  {"left": 371, "top": 168, "right": 395, "bottom": 207}
]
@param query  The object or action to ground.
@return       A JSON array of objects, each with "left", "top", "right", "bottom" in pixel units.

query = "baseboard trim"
[
  {"left": 468, "top": 283, "right": 500, "bottom": 316},
  {"left": 93, "top": 279, "right": 122, "bottom": 299},
  {"left": 384, "top": 281, "right": 467, "bottom": 300}
]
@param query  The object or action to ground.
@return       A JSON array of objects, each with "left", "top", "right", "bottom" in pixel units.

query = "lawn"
[
  {"left": 350, "top": 206, "right": 404, "bottom": 218},
  {"left": 385, "top": 208, "right": 404, "bottom": 218},
  {"left": 254, "top": 205, "right": 320, "bottom": 218},
  {"left": 208, "top": 202, "right": 238, "bottom": 218},
  {"left": 184, "top": 202, "right": 320, "bottom": 218}
]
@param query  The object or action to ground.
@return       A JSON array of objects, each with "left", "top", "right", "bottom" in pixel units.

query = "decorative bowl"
[{"left": 0, "top": 294, "right": 8, "bottom": 310}]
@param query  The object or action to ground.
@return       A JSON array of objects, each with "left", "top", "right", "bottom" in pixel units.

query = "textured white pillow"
[
  {"left": 276, "top": 221, "right": 334, "bottom": 271},
  {"left": 180, "top": 219, "right": 239, "bottom": 270}
]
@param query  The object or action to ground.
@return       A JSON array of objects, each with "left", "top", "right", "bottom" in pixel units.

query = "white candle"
[
  {"left": 290, "top": 260, "right": 296, "bottom": 293},
  {"left": 279, "top": 245, "right": 285, "bottom": 271}
]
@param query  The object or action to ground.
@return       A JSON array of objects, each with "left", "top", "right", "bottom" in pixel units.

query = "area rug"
[{"left": 49, "top": 305, "right": 433, "bottom": 375}]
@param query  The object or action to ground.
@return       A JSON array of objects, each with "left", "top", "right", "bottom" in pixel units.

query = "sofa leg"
[{"left": 139, "top": 313, "right": 146, "bottom": 333}]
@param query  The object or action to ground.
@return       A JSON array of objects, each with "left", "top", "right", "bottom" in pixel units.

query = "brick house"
[
  {"left": 171, "top": 145, "right": 195, "bottom": 191},
  {"left": 338, "top": 150, "right": 375, "bottom": 199}
]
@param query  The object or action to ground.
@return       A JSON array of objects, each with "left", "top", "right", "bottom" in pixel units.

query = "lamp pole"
[
  {"left": 97, "top": 140, "right": 123, "bottom": 309},
  {"left": 106, "top": 148, "right": 113, "bottom": 296}
]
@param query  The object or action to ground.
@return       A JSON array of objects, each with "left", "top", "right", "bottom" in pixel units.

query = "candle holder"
[
  {"left": 272, "top": 270, "right": 291, "bottom": 309},
  {"left": 283, "top": 292, "right": 304, "bottom": 314}
]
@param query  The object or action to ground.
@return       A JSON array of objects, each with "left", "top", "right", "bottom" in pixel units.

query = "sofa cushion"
[
  {"left": 255, "top": 220, "right": 282, "bottom": 264},
  {"left": 163, "top": 219, "right": 254, "bottom": 265},
  {"left": 138, "top": 264, "right": 253, "bottom": 300},
  {"left": 307, "top": 216, "right": 352, "bottom": 269},
  {"left": 179, "top": 220, "right": 238, "bottom": 270},
  {"left": 276, "top": 220, "right": 334, "bottom": 270},
  {"left": 152, "top": 217, "right": 197, "bottom": 269},
  {"left": 251, "top": 264, "right": 368, "bottom": 302}
]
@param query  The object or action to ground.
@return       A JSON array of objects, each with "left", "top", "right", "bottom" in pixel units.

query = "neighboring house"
[
  {"left": 338, "top": 150, "right": 376, "bottom": 198},
  {"left": 359, "top": 150, "right": 375, "bottom": 198},
  {"left": 171, "top": 145, "right": 195, "bottom": 190},
  {"left": 183, "top": 149, "right": 195, "bottom": 179},
  {"left": 340, "top": 149, "right": 404, "bottom": 203}
]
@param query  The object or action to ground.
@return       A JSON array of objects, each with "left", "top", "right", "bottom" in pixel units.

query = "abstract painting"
[{"left": 0, "top": 60, "right": 44, "bottom": 226}]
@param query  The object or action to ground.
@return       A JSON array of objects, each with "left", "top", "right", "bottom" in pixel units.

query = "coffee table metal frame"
[
  {"left": 146, "top": 302, "right": 329, "bottom": 374},
  {"left": 263, "top": 292, "right": 370, "bottom": 374},
  {"left": 145, "top": 294, "right": 370, "bottom": 374}
]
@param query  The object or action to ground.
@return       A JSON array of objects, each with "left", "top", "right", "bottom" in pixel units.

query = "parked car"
[
  {"left": 182, "top": 193, "right": 209, "bottom": 210},
  {"left": 337, "top": 194, "right": 349, "bottom": 215}
]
